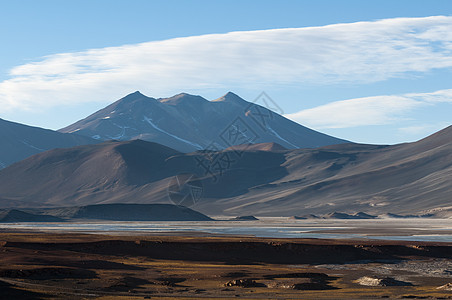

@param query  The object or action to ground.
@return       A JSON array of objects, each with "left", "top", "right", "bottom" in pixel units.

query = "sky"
[{"left": 0, "top": 0, "right": 451, "bottom": 144}]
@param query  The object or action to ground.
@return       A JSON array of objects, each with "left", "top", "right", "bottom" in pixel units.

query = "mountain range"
[
  {"left": 59, "top": 91, "right": 348, "bottom": 152},
  {"left": 0, "top": 91, "right": 450, "bottom": 217},
  {"left": 1, "top": 91, "right": 347, "bottom": 169},
  {"left": 0, "top": 125, "right": 450, "bottom": 217}
]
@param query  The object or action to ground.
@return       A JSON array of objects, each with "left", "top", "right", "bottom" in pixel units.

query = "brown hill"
[
  {"left": 0, "top": 126, "right": 450, "bottom": 216},
  {"left": 43, "top": 204, "right": 212, "bottom": 221},
  {"left": 0, "top": 209, "right": 64, "bottom": 223},
  {"left": 225, "top": 142, "right": 288, "bottom": 152}
]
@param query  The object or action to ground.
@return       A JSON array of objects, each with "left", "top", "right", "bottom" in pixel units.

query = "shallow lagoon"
[{"left": 1, "top": 218, "right": 451, "bottom": 242}]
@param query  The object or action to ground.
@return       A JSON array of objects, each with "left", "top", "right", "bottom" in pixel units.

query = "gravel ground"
[{"left": 317, "top": 258, "right": 452, "bottom": 277}]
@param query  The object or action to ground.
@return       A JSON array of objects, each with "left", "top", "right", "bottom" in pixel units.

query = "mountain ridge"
[
  {"left": 0, "top": 118, "right": 98, "bottom": 169},
  {"left": 59, "top": 91, "right": 349, "bottom": 152}
]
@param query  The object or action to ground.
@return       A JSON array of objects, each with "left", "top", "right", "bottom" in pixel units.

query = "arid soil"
[{"left": 0, "top": 232, "right": 452, "bottom": 299}]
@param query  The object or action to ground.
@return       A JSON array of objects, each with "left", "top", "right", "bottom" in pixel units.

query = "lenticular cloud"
[{"left": 1, "top": 16, "right": 452, "bottom": 110}]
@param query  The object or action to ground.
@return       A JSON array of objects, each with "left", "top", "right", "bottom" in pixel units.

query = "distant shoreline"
[{"left": 1, "top": 218, "right": 451, "bottom": 242}]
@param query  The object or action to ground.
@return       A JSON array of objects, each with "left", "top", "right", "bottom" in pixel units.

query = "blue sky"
[{"left": 0, "top": 0, "right": 451, "bottom": 144}]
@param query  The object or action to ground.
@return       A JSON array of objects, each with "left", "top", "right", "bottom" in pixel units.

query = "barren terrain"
[{"left": 1, "top": 232, "right": 452, "bottom": 299}]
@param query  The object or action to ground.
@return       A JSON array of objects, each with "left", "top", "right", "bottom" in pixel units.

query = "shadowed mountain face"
[
  {"left": 43, "top": 204, "right": 212, "bottom": 221},
  {"left": 59, "top": 91, "right": 348, "bottom": 152},
  {"left": 0, "top": 118, "right": 98, "bottom": 169},
  {"left": 0, "top": 209, "right": 64, "bottom": 223},
  {"left": 0, "top": 126, "right": 451, "bottom": 217},
  {"left": 0, "top": 140, "right": 287, "bottom": 209},
  {"left": 0, "top": 204, "right": 211, "bottom": 222}
]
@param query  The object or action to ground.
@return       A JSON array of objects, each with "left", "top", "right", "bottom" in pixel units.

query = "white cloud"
[
  {"left": 285, "top": 95, "right": 423, "bottom": 128},
  {"left": 406, "top": 89, "right": 452, "bottom": 103},
  {"left": 1, "top": 16, "right": 452, "bottom": 110},
  {"left": 397, "top": 123, "right": 450, "bottom": 136},
  {"left": 285, "top": 89, "right": 452, "bottom": 129}
]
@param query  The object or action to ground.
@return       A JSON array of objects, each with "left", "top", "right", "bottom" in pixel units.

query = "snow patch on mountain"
[
  {"left": 143, "top": 116, "right": 202, "bottom": 149},
  {"left": 104, "top": 122, "right": 138, "bottom": 140},
  {"left": 21, "top": 140, "right": 46, "bottom": 151},
  {"left": 266, "top": 125, "right": 298, "bottom": 148}
]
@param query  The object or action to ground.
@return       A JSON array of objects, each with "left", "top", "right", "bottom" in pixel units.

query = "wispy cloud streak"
[
  {"left": 285, "top": 89, "right": 452, "bottom": 128},
  {"left": 1, "top": 16, "right": 452, "bottom": 110}
]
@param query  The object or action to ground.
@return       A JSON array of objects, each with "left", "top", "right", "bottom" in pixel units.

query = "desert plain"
[{"left": 1, "top": 220, "right": 452, "bottom": 300}]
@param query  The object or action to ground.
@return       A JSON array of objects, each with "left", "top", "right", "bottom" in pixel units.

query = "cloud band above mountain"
[
  {"left": 285, "top": 89, "right": 452, "bottom": 129},
  {"left": 1, "top": 16, "right": 452, "bottom": 111}
]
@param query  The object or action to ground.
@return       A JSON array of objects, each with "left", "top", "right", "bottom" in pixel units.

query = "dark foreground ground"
[{"left": 0, "top": 232, "right": 452, "bottom": 299}]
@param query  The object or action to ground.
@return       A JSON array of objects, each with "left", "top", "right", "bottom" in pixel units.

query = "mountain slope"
[
  {"left": 0, "top": 139, "right": 287, "bottom": 208},
  {"left": 0, "top": 118, "right": 98, "bottom": 169},
  {"left": 0, "top": 126, "right": 450, "bottom": 216},
  {"left": 220, "top": 125, "right": 452, "bottom": 216},
  {"left": 59, "top": 91, "right": 348, "bottom": 151},
  {"left": 0, "top": 139, "right": 181, "bottom": 208}
]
